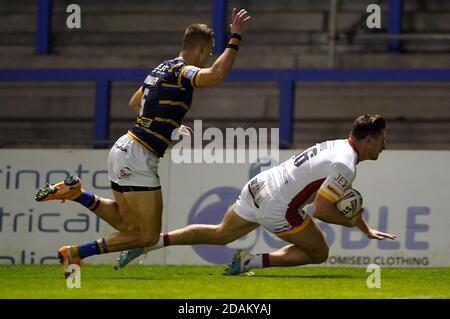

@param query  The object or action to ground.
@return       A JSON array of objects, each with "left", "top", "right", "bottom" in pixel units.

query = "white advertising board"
[{"left": 1, "top": 149, "right": 449, "bottom": 267}]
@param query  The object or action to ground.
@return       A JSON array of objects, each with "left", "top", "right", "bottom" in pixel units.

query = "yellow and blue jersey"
[{"left": 127, "top": 57, "right": 201, "bottom": 157}]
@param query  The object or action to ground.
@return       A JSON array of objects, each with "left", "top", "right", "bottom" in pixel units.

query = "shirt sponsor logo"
[
  {"left": 118, "top": 167, "right": 132, "bottom": 179},
  {"left": 332, "top": 173, "right": 348, "bottom": 188},
  {"left": 144, "top": 75, "right": 160, "bottom": 86}
]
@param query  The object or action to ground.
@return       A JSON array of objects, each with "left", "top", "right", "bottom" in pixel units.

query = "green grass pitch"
[{"left": 1, "top": 265, "right": 449, "bottom": 299}]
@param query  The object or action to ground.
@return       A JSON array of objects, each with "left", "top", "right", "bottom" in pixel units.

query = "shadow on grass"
[
  {"left": 102, "top": 273, "right": 356, "bottom": 280},
  {"left": 253, "top": 274, "right": 356, "bottom": 279}
]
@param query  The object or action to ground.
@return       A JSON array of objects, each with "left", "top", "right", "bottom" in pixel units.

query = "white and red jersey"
[
  {"left": 236, "top": 139, "right": 358, "bottom": 234},
  {"left": 253, "top": 139, "right": 358, "bottom": 209}
]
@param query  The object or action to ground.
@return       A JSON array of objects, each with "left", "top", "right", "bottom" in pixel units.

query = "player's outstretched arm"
[{"left": 196, "top": 8, "right": 251, "bottom": 87}]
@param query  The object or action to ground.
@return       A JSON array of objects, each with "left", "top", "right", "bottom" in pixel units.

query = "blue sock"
[
  {"left": 73, "top": 191, "right": 100, "bottom": 210},
  {"left": 77, "top": 238, "right": 108, "bottom": 259}
]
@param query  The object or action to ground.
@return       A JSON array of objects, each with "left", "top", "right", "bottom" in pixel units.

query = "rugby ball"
[{"left": 336, "top": 188, "right": 363, "bottom": 218}]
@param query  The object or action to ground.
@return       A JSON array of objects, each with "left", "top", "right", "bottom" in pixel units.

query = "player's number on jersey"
[
  {"left": 293, "top": 142, "right": 328, "bottom": 167},
  {"left": 293, "top": 147, "right": 317, "bottom": 167}
]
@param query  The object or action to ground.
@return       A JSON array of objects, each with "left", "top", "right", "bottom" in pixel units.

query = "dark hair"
[
  {"left": 350, "top": 114, "right": 386, "bottom": 139},
  {"left": 182, "top": 23, "right": 214, "bottom": 50}
]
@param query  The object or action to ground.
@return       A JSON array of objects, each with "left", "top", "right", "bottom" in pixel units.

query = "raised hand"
[{"left": 230, "top": 8, "right": 251, "bottom": 35}]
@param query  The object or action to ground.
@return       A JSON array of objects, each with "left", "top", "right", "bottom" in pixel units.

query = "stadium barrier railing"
[{"left": 1, "top": 68, "right": 450, "bottom": 148}]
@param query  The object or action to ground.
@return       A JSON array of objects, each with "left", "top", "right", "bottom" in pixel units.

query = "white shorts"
[
  {"left": 108, "top": 134, "right": 161, "bottom": 189},
  {"left": 234, "top": 177, "right": 311, "bottom": 236}
]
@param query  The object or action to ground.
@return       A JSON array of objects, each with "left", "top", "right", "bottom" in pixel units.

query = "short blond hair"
[{"left": 182, "top": 23, "right": 214, "bottom": 50}]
